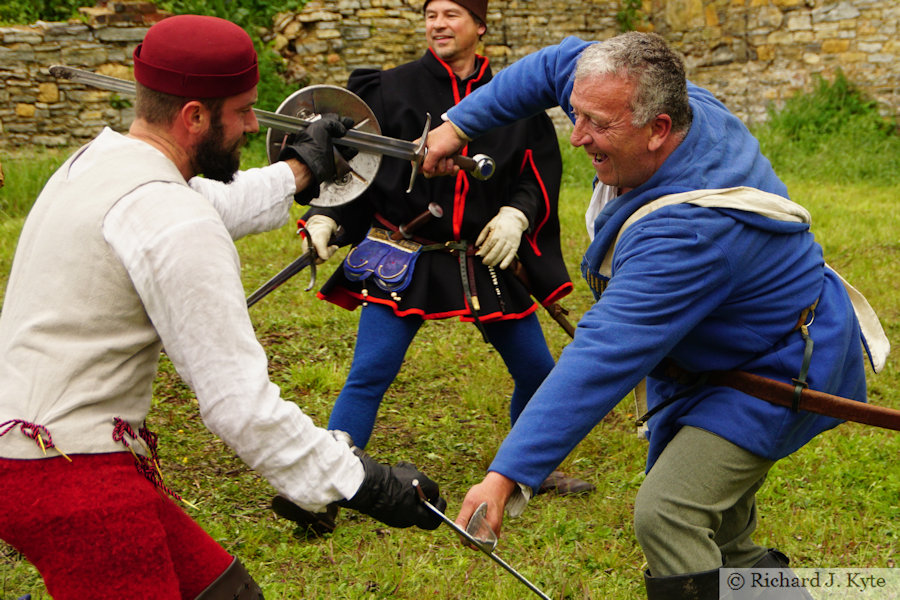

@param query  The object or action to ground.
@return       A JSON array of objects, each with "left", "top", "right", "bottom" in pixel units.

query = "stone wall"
[
  {"left": 651, "top": 0, "right": 899, "bottom": 126},
  {"left": 1, "top": 0, "right": 897, "bottom": 149},
  {"left": 272, "top": 0, "right": 898, "bottom": 129},
  {"left": 0, "top": 1, "right": 169, "bottom": 148},
  {"left": 269, "top": 0, "right": 622, "bottom": 84}
]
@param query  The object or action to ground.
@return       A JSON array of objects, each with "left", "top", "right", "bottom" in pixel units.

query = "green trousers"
[{"left": 633, "top": 426, "right": 776, "bottom": 576}]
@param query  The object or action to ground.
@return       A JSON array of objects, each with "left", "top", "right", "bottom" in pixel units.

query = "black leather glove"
[
  {"left": 338, "top": 451, "right": 446, "bottom": 530},
  {"left": 278, "top": 113, "right": 358, "bottom": 204}
]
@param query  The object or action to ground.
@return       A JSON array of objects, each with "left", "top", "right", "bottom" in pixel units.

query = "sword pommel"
[
  {"left": 455, "top": 154, "right": 495, "bottom": 181},
  {"left": 49, "top": 65, "right": 72, "bottom": 80}
]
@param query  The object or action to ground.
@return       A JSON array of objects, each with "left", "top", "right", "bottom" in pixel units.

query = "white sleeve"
[
  {"left": 103, "top": 183, "right": 364, "bottom": 511},
  {"left": 188, "top": 161, "right": 297, "bottom": 241}
]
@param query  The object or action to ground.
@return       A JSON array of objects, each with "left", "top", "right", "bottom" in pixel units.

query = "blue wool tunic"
[{"left": 447, "top": 37, "right": 869, "bottom": 490}]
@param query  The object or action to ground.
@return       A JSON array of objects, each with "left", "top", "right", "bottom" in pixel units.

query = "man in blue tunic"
[{"left": 421, "top": 32, "right": 889, "bottom": 599}]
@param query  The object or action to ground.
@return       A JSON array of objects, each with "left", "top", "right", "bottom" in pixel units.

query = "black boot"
[
  {"left": 644, "top": 568, "right": 720, "bottom": 600},
  {"left": 751, "top": 548, "right": 790, "bottom": 568},
  {"left": 536, "top": 470, "right": 596, "bottom": 496},
  {"left": 195, "top": 557, "right": 263, "bottom": 599},
  {"left": 749, "top": 549, "right": 814, "bottom": 599},
  {"left": 271, "top": 495, "right": 339, "bottom": 538}
]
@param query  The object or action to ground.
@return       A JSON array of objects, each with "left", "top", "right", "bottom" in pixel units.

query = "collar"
[{"left": 421, "top": 48, "right": 491, "bottom": 88}]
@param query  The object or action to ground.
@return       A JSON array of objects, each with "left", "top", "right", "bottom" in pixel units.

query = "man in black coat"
[{"left": 287, "top": 0, "right": 593, "bottom": 534}]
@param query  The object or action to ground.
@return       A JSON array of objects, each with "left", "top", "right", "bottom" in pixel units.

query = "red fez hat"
[
  {"left": 133, "top": 15, "right": 259, "bottom": 98},
  {"left": 423, "top": 0, "right": 488, "bottom": 28}
]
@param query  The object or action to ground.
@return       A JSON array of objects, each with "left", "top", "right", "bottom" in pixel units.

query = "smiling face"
[
  {"left": 425, "top": 0, "right": 486, "bottom": 73},
  {"left": 569, "top": 73, "right": 662, "bottom": 194}
]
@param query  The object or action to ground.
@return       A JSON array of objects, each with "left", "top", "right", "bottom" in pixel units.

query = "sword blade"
[
  {"left": 246, "top": 252, "right": 315, "bottom": 308},
  {"left": 50, "top": 65, "right": 421, "bottom": 162},
  {"left": 412, "top": 481, "right": 551, "bottom": 600},
  {"left": 50, "top": 65, "right": 136, "bottom": 95},
  {"left": 254, "top": 108, "right": 419, "bottom": 161}
]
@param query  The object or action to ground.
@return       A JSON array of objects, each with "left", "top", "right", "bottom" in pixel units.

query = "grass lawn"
[{"left": 1, "top": 137, "right": 897, "bottom": 599}]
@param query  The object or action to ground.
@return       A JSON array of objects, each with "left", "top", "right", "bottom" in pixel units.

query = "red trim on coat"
[
  {"left": 426, "top": 48, "right": 490, "bottom": 240},
  {"left": 317, "top": 288, "right": 539, "bottom": 322},
  {"left": 519, "top": 149, "right": 551, "bottom": 257},
  {"left": 540, "top": 281, "right": 574, "bottom": 306},
  {"left": 452, "top": 169, "right": 469, "bottom": 238}
]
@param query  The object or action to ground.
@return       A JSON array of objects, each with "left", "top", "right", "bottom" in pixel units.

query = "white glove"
[
  {"left": 475, "top": 206, "right": 529, "bottom": 269},
  {"left": 302, "top": 214, "right": 339, "bottom": 263}
]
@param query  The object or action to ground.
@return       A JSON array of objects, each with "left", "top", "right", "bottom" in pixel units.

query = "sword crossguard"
[
  {"left": 407, "top": 114, "right": 496, "bottom": 193},
  {"left": 407, "top": 113, "right": 433, "bottom": 193},
  {"left": 295, "top": 224, "right": 318, "bottom": 292}
]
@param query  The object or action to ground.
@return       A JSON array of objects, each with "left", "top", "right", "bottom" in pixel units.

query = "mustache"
[{"left": 234, "top": 134, "right": 249, "bottom": 150}]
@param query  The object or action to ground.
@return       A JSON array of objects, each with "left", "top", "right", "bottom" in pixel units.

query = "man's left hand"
[{"left": 476, "top": 206, "right": 529, "bottom": 269}]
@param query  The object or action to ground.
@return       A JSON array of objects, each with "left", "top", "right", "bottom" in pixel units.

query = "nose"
[
  {"left": 430, "top": 13, "right": 448, "bottom": 30},
  {"left": 246, "top": 110, "right": 259, "bottom": 134},
  {"left": 570, "top": 118, "right": 590, "bottom": 148}
]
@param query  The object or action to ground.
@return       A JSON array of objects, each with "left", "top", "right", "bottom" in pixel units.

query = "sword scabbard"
[
  {"left": 710, "top": 370, "right": 900, "bottom": 431},
  {"left": 510, "top": 258, "right": 576, "bottom": 339}
]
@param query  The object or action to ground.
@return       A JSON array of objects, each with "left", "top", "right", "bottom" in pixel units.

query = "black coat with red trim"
[{"left": 308, "top": 49, "right": 570, "bottom": 322}]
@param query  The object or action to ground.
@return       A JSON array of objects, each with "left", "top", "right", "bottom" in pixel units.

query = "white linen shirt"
[{"left": 94, "top": 128, "right": 363, "bottom": 510}]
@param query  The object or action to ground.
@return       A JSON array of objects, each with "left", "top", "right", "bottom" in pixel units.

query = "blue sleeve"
[
  {"left": 488, "top": 212, "right": 734, "bottom": 489},
  {"left": 446, "top": 36, "right": 595, "bottom": 137}
]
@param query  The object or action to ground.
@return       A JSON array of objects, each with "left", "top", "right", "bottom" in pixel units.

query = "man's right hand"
[
  {"left": 301, "top": 214, "right": 339, "bottom": 263},
  {"left": 454, "top": 471, "right": 516, "bottom": 541},
  {"left": 338, "top": 451, "right": 446, "bottom": 530},
  {"left": 279, "top": 114, "right": 357, "bottom": 204},
  {"left": 279, "top": 114, "right": 355, "bottom": 183},
  {"left": 421, "top": 121, "right": 468, "bottom": 176}
]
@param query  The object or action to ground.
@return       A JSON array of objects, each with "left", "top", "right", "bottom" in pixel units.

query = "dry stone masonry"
[
  {"left": 0, "top": 1, "right": 169, "bottom": 147},
  {"left": 1, "top": 0, "right": 896, "bottom": 148}
]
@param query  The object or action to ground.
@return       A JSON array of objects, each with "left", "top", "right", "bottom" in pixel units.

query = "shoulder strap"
[
  {"left": 598, "top": 186, "right": 810, "bottom": 276},
  {"left": 600, "top": 186, "right": 888, "bottom": 372}
]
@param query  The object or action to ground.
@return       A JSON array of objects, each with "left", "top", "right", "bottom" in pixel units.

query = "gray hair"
[{"left": 574, "top": 32, "right": 692, "bottom": 134}]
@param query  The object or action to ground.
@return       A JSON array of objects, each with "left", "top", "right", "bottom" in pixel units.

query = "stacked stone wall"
[
  {"left": 0, "top": 1, "right": 168, "bottom": 148},
  {"left": 651, "top": 0, "right": 899, "bottom": 126},
  {"left": 0, "top": 0, "right": 897, "bottom": 149}
]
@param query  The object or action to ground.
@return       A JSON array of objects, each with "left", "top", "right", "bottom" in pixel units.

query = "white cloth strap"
[{"left": 600, "top": 186, "right": 889, "bottom": 373}]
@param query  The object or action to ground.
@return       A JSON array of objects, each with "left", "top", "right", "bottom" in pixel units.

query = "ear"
[
  {"left": 178, "top": 100, "right": 210, "bottom": 135},
  {"left": 647, "top": 113, "right": 673, "bottom": 152},
  {"left": 477, "top": 22, "right": 487, "bottom": 37}
]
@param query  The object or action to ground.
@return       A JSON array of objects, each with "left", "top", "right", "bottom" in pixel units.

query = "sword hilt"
[
  {"left": 395, "top": 202, "right": 443, "bottom": 240},
  {"left": 411, "top": 480, "right": 552, "bottom": 600},
  {"left": 452, "top": 154, "right": 495, "bottom": 181}
]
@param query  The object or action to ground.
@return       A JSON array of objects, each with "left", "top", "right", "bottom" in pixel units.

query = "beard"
[{"left": 193, "top": 114, "right": 246, "bottom": 183}]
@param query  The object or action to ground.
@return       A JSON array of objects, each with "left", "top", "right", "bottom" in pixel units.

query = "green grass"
[
  {"left": 1, "top": 130, "right": 898, "bottom": 598},
  {"left": 751, "top": 71, "right": 900, "bottom": 186},
  {"left": 0, "top": 147, "right": 71, "bottom": 219}
]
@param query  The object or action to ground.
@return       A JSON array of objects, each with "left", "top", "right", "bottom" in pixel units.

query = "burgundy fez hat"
[
  {"left": 133, "top": 15, "right": 259, "bottom": 98},
  {"left": 423, "top": 0, "right": 488, "bottom": 27}
]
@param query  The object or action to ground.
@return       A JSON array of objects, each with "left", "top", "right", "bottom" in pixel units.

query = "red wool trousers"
[{"left": 0, "top": 452, "right": 233, "bottom": 599}]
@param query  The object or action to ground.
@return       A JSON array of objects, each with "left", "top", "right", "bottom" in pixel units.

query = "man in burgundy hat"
[
  {"left": 274, "top": 0, "right": 592, "bottom": 536},
  {"left": 0, "top": 14, "right": 445, "bottom": 599}
]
